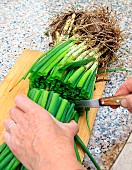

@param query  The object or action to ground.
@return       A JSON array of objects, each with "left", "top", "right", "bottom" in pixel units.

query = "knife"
[{"left": 74, "top": 94, "right": 127, "bottom": 108}]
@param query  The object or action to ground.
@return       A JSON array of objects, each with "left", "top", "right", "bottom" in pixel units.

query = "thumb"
[
  {"left": 121, "top": 94, "right": 132, "bottom": 113},
  {"left": 66, "top": 120, "right": 79, "bottom": 136}
]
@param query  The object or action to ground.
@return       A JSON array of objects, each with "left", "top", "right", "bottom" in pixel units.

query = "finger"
[
  {"left": 9, "top": 106, "right": 24, "bottom": 123},
  {"left": 3, "top": 131, "right": 16, "bottom": 155},
  {"left": 4, "top": 119, "right": 16, "bottom": 133},
  {"left": 66, "top": 120, "right": 79, "bottom": 136},
  {"left": 14, "top": 94, "right": 40, "bottom": 113},
  {"left": 3, "top": 131, "right": 11, "bottom": 148},
  {"left": 112, "top": 78, "right": 132, "bottom": 109},
  {"left": 115, "top": 78, "right": 132, "bottom": 96},
  {"left": 121, "top": 94, "right": 132, "bottom": 112}
]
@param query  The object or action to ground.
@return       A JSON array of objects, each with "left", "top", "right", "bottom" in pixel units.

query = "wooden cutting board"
[{"left": 0, "top": 49, "right": 107, "bottom": 160}]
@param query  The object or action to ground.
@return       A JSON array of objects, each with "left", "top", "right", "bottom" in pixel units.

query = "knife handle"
[{"left": 99, "top": 95, "right": 127, "bottom": 106}]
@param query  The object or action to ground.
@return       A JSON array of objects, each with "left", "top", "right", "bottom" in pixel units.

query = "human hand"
[
  {"left": 3, "top": 94, "right": 83, "bottom": 170},
  {"left": 113, "top": 78, "right": 132, "bottom": 113}
]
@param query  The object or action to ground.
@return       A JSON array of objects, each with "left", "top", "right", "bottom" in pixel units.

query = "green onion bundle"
[{"left": 0, "top": 89, "right": 101, "bottom": 170}]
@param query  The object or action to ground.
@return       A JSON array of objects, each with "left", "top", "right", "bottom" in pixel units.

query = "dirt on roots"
[{"left": 48, "top": 7, "right": 123, "bottom": 68}]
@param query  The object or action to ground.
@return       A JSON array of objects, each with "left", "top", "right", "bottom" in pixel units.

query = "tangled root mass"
[{"left": 49, "top": 7, "right": 123, "bottom": 68}]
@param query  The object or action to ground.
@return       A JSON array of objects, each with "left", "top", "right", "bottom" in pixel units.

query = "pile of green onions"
[{"left": 0, "top": 89, "right": 101, "bottom": 170}]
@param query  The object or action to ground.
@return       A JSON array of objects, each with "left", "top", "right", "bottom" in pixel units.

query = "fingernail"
[{"left": 121, "top": 98, "right": 127, "bottom": 108}]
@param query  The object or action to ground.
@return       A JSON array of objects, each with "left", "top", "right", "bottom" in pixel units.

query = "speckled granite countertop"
[{"left": 0, "top": 0, "right": 132, "bottom": 169}]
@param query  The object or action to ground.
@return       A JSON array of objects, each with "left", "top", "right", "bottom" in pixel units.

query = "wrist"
[
  {"left": 37, "top": 158, "right": 83, "bottom": 170},
  {"left": 36, "top": 147, "right": 84, "bottom": 170}
]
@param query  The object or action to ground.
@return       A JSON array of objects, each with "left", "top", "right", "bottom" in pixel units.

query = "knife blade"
[{"left": 74, "top": 94, "right": 127, "bottom": 108}]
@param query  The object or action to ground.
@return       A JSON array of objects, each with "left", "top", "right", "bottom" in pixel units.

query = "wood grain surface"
[{"left": 0, "top": 49, "right": 107, "bottom": 160}]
